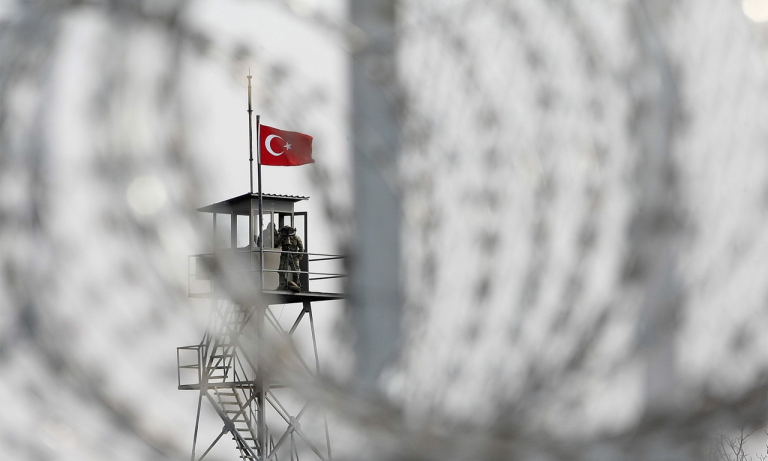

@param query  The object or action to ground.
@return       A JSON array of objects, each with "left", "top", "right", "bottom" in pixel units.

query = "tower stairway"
[{"left": 206, "top": 303, "right": 263, "bottom": 460}]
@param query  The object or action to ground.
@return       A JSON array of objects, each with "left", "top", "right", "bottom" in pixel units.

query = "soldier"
[
  {"left": 275, "top": 225, "right": 304, "bottom": 292},
  {"left": 256, "top": 221, "right": 279, "bottom": 248}
]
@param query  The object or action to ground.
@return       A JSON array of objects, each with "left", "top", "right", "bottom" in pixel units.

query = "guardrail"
[
  {"left": 177, "top": 345, "right": 204, "bottom": 388},
  {"left": 188, "top": 249, "right": 345, "bottom": 296}
]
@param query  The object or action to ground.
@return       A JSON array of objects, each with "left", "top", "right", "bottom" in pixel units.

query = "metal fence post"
[{"left": 350, "top": 0, "right": 402, "bottom": 389}]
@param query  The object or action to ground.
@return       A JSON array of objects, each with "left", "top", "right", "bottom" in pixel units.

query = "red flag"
[{"left": 260, "top": 125, "right": 314, "bottom": 166}]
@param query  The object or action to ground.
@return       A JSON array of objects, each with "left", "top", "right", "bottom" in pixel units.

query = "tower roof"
[{"left": 196, "top": 192, "right": 308, "bottom": 214}]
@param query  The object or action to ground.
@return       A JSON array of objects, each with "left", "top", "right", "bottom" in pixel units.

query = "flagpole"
[
  {"left": 256, "top": 114, "right": 264, "bottom": 290},
  {"left": 255, "top": 115, "right": 267, "bottom": 461}
]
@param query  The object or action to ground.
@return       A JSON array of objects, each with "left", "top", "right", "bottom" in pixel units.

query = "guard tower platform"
[
  {"left": 179, "top": 191, "right": 342, "bottom": 461},
  {"left": 188, "top": 192, "right": 345, "bottom": 303}
]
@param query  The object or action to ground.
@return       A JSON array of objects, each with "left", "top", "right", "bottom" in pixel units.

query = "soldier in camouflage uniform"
[
  {"left": 275, "top": 225, "right": 304, "bottom": 292},
  {"left": 256, "top": 222, "right": 279, "bottom": 248}
]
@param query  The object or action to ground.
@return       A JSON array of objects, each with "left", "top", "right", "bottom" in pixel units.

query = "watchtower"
[{"left": 178, "top": 192, "right": 343, "bottom": 461}]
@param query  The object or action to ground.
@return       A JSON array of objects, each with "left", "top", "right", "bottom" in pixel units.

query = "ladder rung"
[{"left": 233, "top": 438, "right": 258, "bottom": 444}]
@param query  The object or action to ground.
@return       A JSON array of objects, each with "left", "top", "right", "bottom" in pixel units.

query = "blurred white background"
[{"left": 4, "top": 0, "right": 768, "bottom": 460}]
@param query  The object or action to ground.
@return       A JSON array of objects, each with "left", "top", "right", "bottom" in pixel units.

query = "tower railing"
[{"left": 187, "top": 248, "right": 345, "bottom": 297}]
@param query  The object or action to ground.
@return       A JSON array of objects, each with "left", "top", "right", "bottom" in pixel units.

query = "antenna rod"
[
  {"left": 248, "top": 73, "right": 254, "bottom": 194},
  {"left": 250, "top": 75, "right": 267, "bottom": 456}
]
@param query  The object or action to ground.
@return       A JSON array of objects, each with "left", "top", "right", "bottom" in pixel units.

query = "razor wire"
[{"left": 2, "top": 0, "right": 768, "bottom": 460}]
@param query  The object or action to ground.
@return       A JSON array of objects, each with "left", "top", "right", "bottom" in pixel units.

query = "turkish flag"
[{"left": 260, "top": 125, "right": 314, "bottom": 166}]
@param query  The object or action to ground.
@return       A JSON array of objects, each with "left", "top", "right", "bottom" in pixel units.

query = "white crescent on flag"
[{"left": 264, "top": 134, "right": 284, "bottom": 156}]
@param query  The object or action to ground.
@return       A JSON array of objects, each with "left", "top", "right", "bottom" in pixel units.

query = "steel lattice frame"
[{"left": 182, "top": 298, "right": 332, "bottom": 461}]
